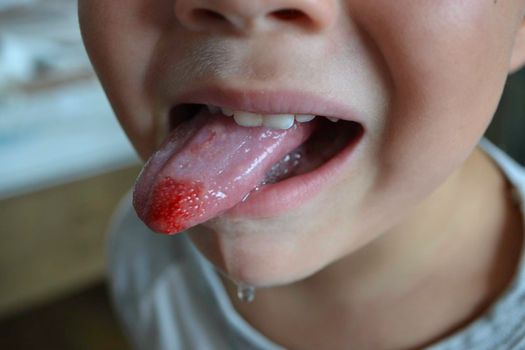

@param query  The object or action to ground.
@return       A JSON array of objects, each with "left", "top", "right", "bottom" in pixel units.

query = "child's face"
[{"left": 79, "top": 0, "right": 525, "bottom": 287}]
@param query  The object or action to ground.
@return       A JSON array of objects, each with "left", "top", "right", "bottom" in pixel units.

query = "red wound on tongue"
[{"left": 146, "top": 177, "right": 205, "bottom": 234}]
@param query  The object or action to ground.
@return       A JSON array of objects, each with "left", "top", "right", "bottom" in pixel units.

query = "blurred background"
[
  {"left": 0, "top": 1, "right": 138, "bottom": 349},
  {"left": 0, "top": 1, "right": 524, "bottom": 350}
]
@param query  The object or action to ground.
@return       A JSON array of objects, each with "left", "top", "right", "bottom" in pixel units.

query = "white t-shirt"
[{"left": 107, "top": 139, "right": 525, "bottom": 350}]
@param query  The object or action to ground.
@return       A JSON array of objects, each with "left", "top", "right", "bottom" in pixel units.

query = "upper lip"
[{"left": 173, "top": 86, "right": 363, "bottom": 123}]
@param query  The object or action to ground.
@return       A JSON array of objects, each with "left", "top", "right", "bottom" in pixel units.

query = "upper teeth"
[{"left": 205, "top": 104, "right": 336, "bottom": 130}]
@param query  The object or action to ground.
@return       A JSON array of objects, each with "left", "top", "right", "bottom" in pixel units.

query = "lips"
[{"left": 133, "top": 88, "right": 364, "bottom": 234}]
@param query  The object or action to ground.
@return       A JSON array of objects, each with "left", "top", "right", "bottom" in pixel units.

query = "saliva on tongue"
[{"left": 133, "top": 108, "right": 316, "bottom": 235}]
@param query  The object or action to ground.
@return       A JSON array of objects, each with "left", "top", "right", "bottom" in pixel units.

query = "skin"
[{"left": 79, "top": 1, "right": 525, "bottom": 349}]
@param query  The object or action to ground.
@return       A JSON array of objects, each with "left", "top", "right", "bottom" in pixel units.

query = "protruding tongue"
[{"left": 133, "top": 108, "right": 315, "bottom": 234}]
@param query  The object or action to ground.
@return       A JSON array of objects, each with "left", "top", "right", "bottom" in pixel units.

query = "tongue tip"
[
  {"left": 147, "top": 220, "right": 188, "bottom": 235},
  {"left": 132, "top": 189, "right": 146, "bottom": 220},
  {"left": 133, "top": 176, "right": 207, "bottom": 235}
]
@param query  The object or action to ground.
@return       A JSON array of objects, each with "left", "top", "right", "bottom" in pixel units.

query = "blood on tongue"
[{"left": 146, "top": 177, "right": 205, "bottom": 233}]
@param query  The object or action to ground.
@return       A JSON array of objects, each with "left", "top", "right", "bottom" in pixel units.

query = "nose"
[{"left": 174, "top": 0, "right": 337, "bottom": 35}]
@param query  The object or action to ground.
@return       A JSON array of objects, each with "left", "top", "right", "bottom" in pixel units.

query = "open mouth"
[
  {"left": 133, "top": 101, "right": 364, "bottom": 235},
  {"left": 169, "top": 103, "right": 364, "bottom": 187}
]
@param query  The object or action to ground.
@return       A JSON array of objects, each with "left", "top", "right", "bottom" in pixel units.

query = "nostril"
[
  {"left": 270, "top": 9, "right": 306, "bottom": 21},
  {"left": 175, "top": 1, "right": 335, "bottom": 34},
  {"left": 192, "top": 9, "right": 228, "bottom": 23}
]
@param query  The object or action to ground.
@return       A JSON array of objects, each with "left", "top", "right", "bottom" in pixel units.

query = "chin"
[{"left": 187, "top": 220, "right": 327, "bottom": 288}]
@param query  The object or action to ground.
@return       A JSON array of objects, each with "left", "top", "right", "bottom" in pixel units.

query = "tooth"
[
  {"left": 263, "top": 114, "right": 295, "bottom": 130},
  {"left": 327, "top": 117, "right": 339, "bottom": 122},
  {"left": 206, "top": 104, "right": 220, "bottom": 114},
  {"left": 233, "top": 111, "right": 263, "bottom": 127},
  {"left": 221, "top": 107, "right": 234, "bottom": 116},
  {"left": 295, "top": 114, "right": 316, "bottom": 123}
]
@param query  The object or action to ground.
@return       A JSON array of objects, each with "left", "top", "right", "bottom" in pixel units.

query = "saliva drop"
[{"left": 236, "top": 283, "right": 256, "bottom": 303}]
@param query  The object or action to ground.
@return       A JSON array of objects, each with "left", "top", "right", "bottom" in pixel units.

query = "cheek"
[
  {"left": 358, "top": 0, "right": 519, "bottom": 195},
  {"left": 79, "top": 0, "right": 172, "bottom": 159}
]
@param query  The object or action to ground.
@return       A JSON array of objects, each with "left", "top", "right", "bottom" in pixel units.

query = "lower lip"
[{"left": 223, "top": 130, "right": 364, "bottom": 219}]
